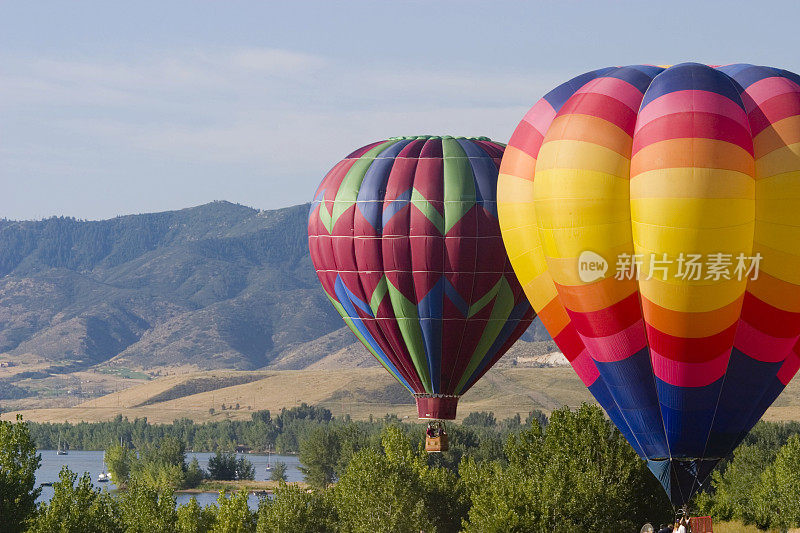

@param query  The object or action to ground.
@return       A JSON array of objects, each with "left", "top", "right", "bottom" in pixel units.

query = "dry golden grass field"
[{"left": 3, "top": 365, "right": 800, "bottom": 425}]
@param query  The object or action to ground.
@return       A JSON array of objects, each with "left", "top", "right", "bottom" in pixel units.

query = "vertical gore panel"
[
  {"left": 631, "top": 63, "right": 755, "bottom": 461},
  {"left": 535, "top": 66, "right": 667, "bottom": 458}
]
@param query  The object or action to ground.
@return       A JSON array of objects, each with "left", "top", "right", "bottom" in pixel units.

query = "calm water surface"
[{"left": 36, "top": 450, "right": 304, "bottom": 509}]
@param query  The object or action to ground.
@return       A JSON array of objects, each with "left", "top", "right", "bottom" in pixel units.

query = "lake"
[{"left": 36, "top": 449, "right": 305, "bottom": 509}]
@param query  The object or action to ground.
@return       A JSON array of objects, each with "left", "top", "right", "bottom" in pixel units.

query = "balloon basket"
[{"left": 425, "top": 433, "right": 449, "bottom": 453}]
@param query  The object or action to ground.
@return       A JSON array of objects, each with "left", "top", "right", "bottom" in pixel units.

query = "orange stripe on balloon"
[
  {"left": 746, "top": 271, "right": 800, "bottom": 313},
  {"left": 631, "top": 138, "right": 755, "bottom": 177},
  {"left": 536, "top": 296, "right": 571, "bottom": 338},
  {"left": 554, "top": 276, "right": 638, "bottom": 313},
  {"left": 641, "top": 294, "right": 743, "bottom": 338},
  {"left": 545, "top": 114, "right": 633, "bottom": 157},
  {"left": 498, "top": 145, "right": 537, "bottom": 182},
  {"left": 753, "top": 114, "right": 800, "bottom": 158}
]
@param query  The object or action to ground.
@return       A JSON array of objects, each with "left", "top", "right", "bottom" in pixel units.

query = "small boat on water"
[
  {"left": 265, "top": 450, "right": 272, "bottom": 471},
  {"left": 98, "top": 451, "right": 109, "bottom": 482},
  {"left": 56, "top": 436, "right": 68, "bottom": 455},
  {"left": 40, "top": 481, "right": 53, "bottom": 487}
]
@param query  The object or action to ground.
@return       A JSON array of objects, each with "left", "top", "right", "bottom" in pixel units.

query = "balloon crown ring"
[{"left": 386, "top": 135, "right": 492, "bottom": 141}]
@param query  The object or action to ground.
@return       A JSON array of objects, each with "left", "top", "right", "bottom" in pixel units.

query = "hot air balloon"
[
  {"left": 308, "top": 135, "right": 535, "bottom": 438},
  {"left": 497, "top": 63, "right": 800, "bottom": 507}
]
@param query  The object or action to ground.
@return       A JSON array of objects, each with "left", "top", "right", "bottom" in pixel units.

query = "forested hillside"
[
  {"left": 0, "top": 201, "right": 555, "bottom": 404},
  {"left": 0, "top": 202, "right": 342, "bottom": 372}
]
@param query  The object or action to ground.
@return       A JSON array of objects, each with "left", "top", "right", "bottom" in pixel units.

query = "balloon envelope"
[
  {"left": 498, "top": 63, "right": 800, "bottom": 506},
  {"left": 309, "top": 135, "right": 535, "bottom": 419}
]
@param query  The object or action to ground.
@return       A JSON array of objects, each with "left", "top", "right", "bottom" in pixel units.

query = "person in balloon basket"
[
  {"left": 426, "top": 423, "right": 436, "bottom": 438},
  {"left": 425, "top": 421, "right": 446, "bottom": 438},
  {"left": 674, "top": 516, "right": 689, "bottom": 533}
]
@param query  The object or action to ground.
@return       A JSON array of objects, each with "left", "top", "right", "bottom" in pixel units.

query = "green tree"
[
  {"left": 463, "top": 411, "right": 497, "bottom": 428},
  {"left": 299, "top": 427, "right": 341, "bottom": 489},
  {"left": 105, "top": 443, "right": 135, "bottom": 487},
  {"left": 176, "top": 497, "right": 217, "bottom": 533},
  {"left": 752, "top": 434, "right": 800, "bottom": 530},
  {"left": 131, "top": 459, "right": 185, "bottom": 491},
  {"left": 333, "top": 425, "right": 466, "bottom": 533},
  {"left": 525, "top": 410, "right": 548, "bottom": 428},
  {"left": 152, "top": 435, "right": 187, "bottom": 471},
  {"left": 0, "top": 415, "right": 41, "bottom": 533},
  {"left": 29, "top": 467, "right": 123, "bottom": 533},
  {"left": 213, "top": 490, "right": 256, "bottom": 533},
  {"left": 462, "top": 404, "right": 671, "bottom": 532},
  {"left": 269, "top": 461, "right": 288, "bottom": 482},
  {"left": 185, "top": 457, "right": 206, "bottom": 488},
  {"left": 334, "top": 447, "right": 429, "bottom": 533},
  {"left": 235, "top": 456, "right": 255, "bottom": 480},
  {"left": 208, "top": 452, "right": 237, "bottom": 480},
  {"left": 256, "top": 483, "right": 335, "bottom": 533},
  {"left": 695, "top": 444, "right": 774, "bottom": 523},
  {"left": 119, "top": 478, "right": 178, "bottom": 533}
]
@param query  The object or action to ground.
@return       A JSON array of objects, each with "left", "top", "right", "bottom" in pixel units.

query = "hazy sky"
[{"left": 2, "top": 1, "right": 799, "bottom": 220}]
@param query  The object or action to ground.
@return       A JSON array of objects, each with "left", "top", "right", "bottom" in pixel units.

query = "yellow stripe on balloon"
[
  {"left": 545, "top": 241, "right": 633, "bottom": 286},
  {"left": 756, "top": 197, "right": 800, "bottom": 226},
  {"left": 536, "top": 140, "right": 631, "bottom": 177},
  {"left": 754, "top": 224, "right": 800, "bottom": 258},
  {"left": 534, "top": 168, "right": 630, "bottom": 200},
  {"left": 521, "top": 272, "right": 560, "bottom": 312},
  {"left": 756, "top": 171, "right": 800, "bottom": 198},
  {"left": 639, "top": 276, "right": 747, "bottom": 313},
  {"left": 632, "top": 223, "right": 754, "bottom": 257},
  {"left": 496, "top": 172, "right": 535, "bottom": 204},
  {"left": 631, "top": 198, "right": 754, "bottom": 229},
  {"left": 539, "top": 221, "right": 633, "bottom": 261},
  {"left": 497, "top": 201, "right": 536, "bottom": 232},
  {"left": 535, "top": 197, "right": 632, "bottom": 230},
  {"left": 631, "top": 168, "right": 755, "bottom": 199},
  {"left": 753, "top": 244, "right": 800, "bottom": 285}
]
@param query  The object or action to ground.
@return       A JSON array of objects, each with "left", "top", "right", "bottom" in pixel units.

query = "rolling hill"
[
  {"left": 0, "top": 201, "right": 558, "bottom": 404},
  {"left": 0, "top": 201, "right": 343, "bottom": 375},
  {"left": 4, "top": 365, "right": 800, "bottom": 425}
]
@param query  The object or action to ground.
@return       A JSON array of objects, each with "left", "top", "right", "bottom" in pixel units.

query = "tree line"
[
  {"left": 2, "top": 406, "right": 800, "bottom": 531},
  {"left": 25, "top": 403, "right": 335, "bottom": 454},
  {"left": 695, "top": 420, "right": 800, "bottom": 531}
]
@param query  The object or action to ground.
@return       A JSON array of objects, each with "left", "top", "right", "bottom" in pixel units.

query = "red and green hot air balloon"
[
  {"left": 308, "top": 135, "right": 534, "bottom": 421},
  {"left": 498, "top": 63, "right": 800, "bottom": 507}
]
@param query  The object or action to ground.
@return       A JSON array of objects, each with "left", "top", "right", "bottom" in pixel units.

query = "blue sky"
[{"left": 2, "top": 1, "right": 799, "bottom": 219}]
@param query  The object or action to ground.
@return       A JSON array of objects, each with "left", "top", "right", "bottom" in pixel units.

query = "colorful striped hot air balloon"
[
  {"left": 309, "top": 135, "right": 535, "bottom": 421},
  {"left": 497, "top": 63, "right": 800, "bottom": 506}
]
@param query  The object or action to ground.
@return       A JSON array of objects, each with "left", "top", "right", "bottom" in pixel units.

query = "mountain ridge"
[
  {"left": 0, "top": 201, "right": 343, "bottom": 373},
  {"left": 0, "top": 201, "right": 555, "bottom": 401}
]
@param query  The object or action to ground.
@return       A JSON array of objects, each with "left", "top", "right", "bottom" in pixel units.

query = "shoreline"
[{"left": 174, "top": 480, "right": 308, "bottom": 495}]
